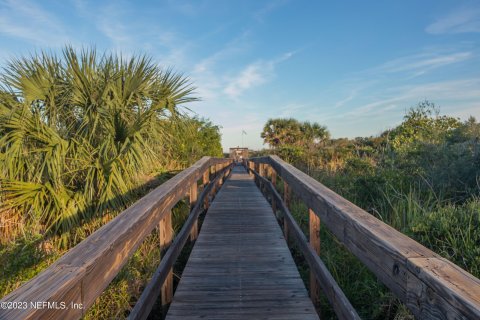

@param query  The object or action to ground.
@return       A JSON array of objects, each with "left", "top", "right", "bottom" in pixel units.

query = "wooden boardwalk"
[{"left": 166, "top": 165, "right": 319, "bottom": 320}]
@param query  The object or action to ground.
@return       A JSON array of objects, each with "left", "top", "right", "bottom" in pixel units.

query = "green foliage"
[
  {"left": 164, "top": 117, "right": 223, "bottom": 169},
  {"left": 0, "top": 47, "right": 198, "bottom": 244},
  {"left": 0, "top": 236, "right": 60, "bottom": 297},
  {"left": 410, "top": 199, "right": 480, "bottom": 277},
  {"left": 389, "top": 100, "right": 461, "bottom": 151},
  {"left": 261, "top": 101, "right": 480, "bottom": 318},
  {"left": 261, "top": 118, "right": 329, "bottom": 149}
]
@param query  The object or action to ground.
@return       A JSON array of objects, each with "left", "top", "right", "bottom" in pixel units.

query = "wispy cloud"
[
  {"left": 193, "top": 30, "right": 252, "bottom": 74},
  {"left": 223, "top": 62, "right": 269, "bottom": 98},
  {"left": 338, "top": 78, "right": 480, "bottom": 121},
  {"left": 0, "top": 0, "right": 69, "bottom": 45},
  {"left": 374, "top": 51, "right": 473, "bottom": 76},
  {"left": 224, "top": 52, "right": 294, "bottom": 98},
  {"left": 334, "top": 90, "right": 358, "bottom": 108},
  {"left": 426, "top": 6, "right": 480, "bottom": 34},
  {"left": 95, "top": 2, "right": 134, "bottom": 48}
]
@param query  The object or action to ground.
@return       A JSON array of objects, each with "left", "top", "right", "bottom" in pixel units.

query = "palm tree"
[
  {"left": 261, "top": 118, "right": 329, "bottom": 148},
  {"left": 261, "top": 118, "right": 302, "bottom": 148},
  {"left": 0, "top": 47, "right": 197, "bottom": 245}
]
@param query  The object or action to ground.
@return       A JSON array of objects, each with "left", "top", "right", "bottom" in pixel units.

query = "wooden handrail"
[
  {"left": 248, "top": 167, "right": 360, "bottom": 320},
  {"left": 0, "top": 156, "right": 233, "bottom": 320},
  {"left": 248, "top": 156, "right": 480, "bottom": 319},
  {"left": 128, "top": 163, "right": 234, "bottom": 320}
]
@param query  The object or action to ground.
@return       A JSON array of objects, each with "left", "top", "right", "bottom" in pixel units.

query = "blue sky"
[{"left": 1, "top": 0, "right": 480, "bottom": 151}]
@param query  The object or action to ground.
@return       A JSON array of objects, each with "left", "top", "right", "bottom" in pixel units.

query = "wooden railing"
[
  {"left": 246, "top": 155, "right": 480, "bottom": 320},
  {"left": 0, "top": 157, "right": 234, "bottom": 320}
]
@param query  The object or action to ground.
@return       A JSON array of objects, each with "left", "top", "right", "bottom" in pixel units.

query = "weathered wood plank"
[{"left": 166, "top": 165, "right": 319, "bottom": 320}]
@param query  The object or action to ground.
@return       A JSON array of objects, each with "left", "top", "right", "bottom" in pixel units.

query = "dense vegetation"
[
  {"left": 260, "top": 100, "right": 480, "bottom": 319},
  {"left": 0, "top": 48, "right": 222, "bottom": 317}
]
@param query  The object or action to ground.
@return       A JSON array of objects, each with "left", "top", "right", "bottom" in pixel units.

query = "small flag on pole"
[{"left": 241, "top": 130, "right": 247, "bottom": 147}]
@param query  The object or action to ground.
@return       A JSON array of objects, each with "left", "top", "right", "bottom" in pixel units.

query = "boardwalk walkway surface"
[{"left": 166, "top": 165, "right": 319, "bottom": 320}]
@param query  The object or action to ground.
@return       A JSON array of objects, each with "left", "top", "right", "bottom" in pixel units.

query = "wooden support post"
[
  {"left": 309, "top": 208, "right": 321, "bottom": 307},
  {"left": 259, "top": 163, "right": 265, "bottom": 191},
  {"left": 218, "top": 164, "right": 224, "bottom": 186},
  {"left": 189, "top": 182, "right": 198, "bottom": 241},
  {"left": 283, "top": 181, "right": 291, "bottom": 241},
  {"left": 203, "top": 169, "right": 210, "bottom": 187},
  {"left": 213, "top": 164, "right": 221, "bottom": 185},
  {"left": 159, "top": 211, "right": 173, "bottom": 306},
  {"left": 284, "top": 181, "right": 291, "bottom": 208},
  {"left": 271, "top": 169, "right": 277, "bottom": 187},
  {"left": 203, "top": 169, "right": 210, "bottom": 209},
  {"left": 249, "top": 161, "right": 254, "bottom": 176},
  {"left": 271, "top": 169, "right": 277, "bottom": 215}
]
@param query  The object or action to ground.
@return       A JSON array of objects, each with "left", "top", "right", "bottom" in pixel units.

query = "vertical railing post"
[
  {"left": 203, "top": 168, "right": 210, "bottom": 209},
  {"left": 189, "top": 182, "right": 198, "bottom": 241},
  {"left": 309, "top": 208, "right": 321, "bottom": 307},
  {"left": 283, "top": 181, "right": 291, "bottom": 241},
  {"left": 159, "top": 210, "right": 173, "bottom": 306},
  {"left": 215, "top": 164, "right": 222, "bottom": 186},
  {"left": 271, "top": 167, "right": 277, "bottom": 214},
  {"left": 259, "top": 163, "right": 265, "bottom": 191},
  {"left": 249, "top": 161, "right": 254, "bottom": 177},
  {"left": 223, "top": 162, "right": 229, "bottom": 180}
]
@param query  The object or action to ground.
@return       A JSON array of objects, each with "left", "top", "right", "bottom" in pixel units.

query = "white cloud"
[
  {"left": 426, "top": 6, "right": 480, "bottom": 34},
  {"left": 224, "top": 62, "right": 269, "bottom": 98},
  {"left": 223, "top": 51, "right": 294, "bottom": 98}
]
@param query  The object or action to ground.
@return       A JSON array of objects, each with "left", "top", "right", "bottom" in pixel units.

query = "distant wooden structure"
[{"left": 229, "top": 147, "right": 248, "bottom": 161}]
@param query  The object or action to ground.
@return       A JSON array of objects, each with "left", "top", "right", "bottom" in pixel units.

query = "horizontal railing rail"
[
  {"left": 0, "top": 156, "right": 233, "bottom": 320},
  {"left": 247, "top": 155, "right": 480, "bottom": 320}
]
